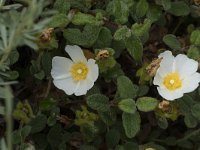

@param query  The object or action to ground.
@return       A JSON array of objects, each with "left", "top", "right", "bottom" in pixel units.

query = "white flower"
[
  {"left": 153, "top": 51, "right": 200, "bottom": 101},
  {"left": 51, "top": 45, "right": 99, "bottom": 96}
]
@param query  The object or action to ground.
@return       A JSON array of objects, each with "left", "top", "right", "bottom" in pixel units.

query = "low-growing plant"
[{"left": 0, "top": 0, "right": 200, "bottom": 150}]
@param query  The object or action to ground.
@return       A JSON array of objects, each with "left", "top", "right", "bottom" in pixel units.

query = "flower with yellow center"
[
  {"left": 51, "top": 45, "right": 99, "bottom": 96},
  {"left": 153, "top": 51, "right": 200, "bottom": 100}
]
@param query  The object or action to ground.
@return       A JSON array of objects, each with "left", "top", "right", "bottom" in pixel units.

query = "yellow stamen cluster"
[
  {"left": 163, "top": 72, "right": 182, "bottom": 91},
  {"left": 70, "top": 63, "right": 88, "bottom": 81}
]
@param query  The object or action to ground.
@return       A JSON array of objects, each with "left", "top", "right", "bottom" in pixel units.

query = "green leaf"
[
  {"left": 137, "top": 85, "right": 149, "bottom": 97},
  {"left": 184, "top": 114, "right": 197, "bottom": 128},
  {"left": 177, "top": 95, "right": 195, "bottom": 115},
  {"left": 64, "top": 25, "right": 101, "bottom": 48},
  {"left": 99, "top": 109, "right": 116, "bottom": 126},
  {"left": 29, "top": 114, "right": 47, "bottom": 134},
  {"left": 47, "top": 124, "right": 63, "bottom": 149},
  {"left": 122, "top": 112, "right": 141, "bottom": 138},
  {"left": 191, "top": 103, "right": 200, "bottom": 120},
  {"left": 39, "top": 98, "right": 56, "bottom": 112},
  {"left": 87, "top": 94, "right": 110, "bottom": 112},
  {"left": 161, "top": 0, "right": 171, "bottom": 10},
  {"left": 6, "top": 71, "right": 19, "bottom": 80},
  {"left": 156, "top": 0, "right": 171, "bottom": 10},
  {"left": 94, "top": 27, "right": 112, "bottom": 48},
  {"left": 86, "top": 85, "right": 101, "bottom": 97},
  {"left": 136, "top": 97, "right": 158, "bottom": 112},
  {"left": 12, "top": 131, "right": 21, "bottom": 144},
  {"left": 131, "top": 19, "right": 152, "bottom": 37},
  {"left": 80, "top": 124, "right": 99, "bottom": 142},
  {"left": 21, "top": 125, "right": 32, "bottom": 139},
  {"left": 9, "top": 50, "right": 19, "bottom": 65},
  {"left": 103, "top": 63, "right": 124, "bottom": 80},
  {"left": 136, "top": 0, "right": 149, "bottom": 18},
  {"left": 136, "top": 63, "right": 152, "bottom": 84},
  {"left": 34, "top": 70, "right": 45, "bottom": 80},
  {"left": 12, "top": 125, "right": 32, "bottom": 144},
  {"left": 114, "top": 26, "right": 132, "bottom": 41},
  {"left": 187, "top": 46, "right": 200, "bottom": 59},
  {"left": 47, "top": 107, "right": 60, "bottom": 126},
  {"left": 106, "top": 129, "right": 120, "bottom": 148},
  {"left": 190, "top": 30, "right": 200, "bottom": 45},
  {"left": 147, "top": 5, "right": 162, "bottom": 22},
  {"left": 41, "top": 52, "right": 52, "bottom": 77},
  {"left": 118, "top": 99, "right": 136, "bottom": 114},
  {"left": 168, "top": 1, "right": 190, "bottom": 16},
  {"left": 117, "top": 75, "right": 138, "bottom": 99},
  {"left": 157, "top": 117, "right": 168, "bottom": 129},
  {"left": 54, "top": 0, "right": 70, "bottom": 14},
  {"left": 48, "top": 14, "right": 68, "bottom": 28},
  {"left": 72, "top": 12, "right": 103, "bottom": 26},
  {"left": 97, "top": 56, "right": 116, "bottom": 73},
  {"left": 125, "top": 36, "right": 143, "bottom": 61},
  {"left": 106, "top": 0, "right": 129, "bottom": 24},
  {"left": 163, "top": 34, "right": 181, "bottom": 50}
]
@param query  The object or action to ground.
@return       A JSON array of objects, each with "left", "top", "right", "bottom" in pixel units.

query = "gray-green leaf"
[
  {"left": 125, "top": 36, "right": 143, "bottom": 61},
  {"left": 136, "top": 97, "right": 158, "bottom": 112},
  {"left": 163, "top": 34, "right": 181, "bottom": 50},
  {"left": 117, "top": 75, "right": 138, "bottom": 99},
  {"left": 63, "top": 25, "right": 101, "bottom": 48},
  {"left": 136, "top": 0, "right": 149, "bottom": 18},
  {"left": 168, "top": 1, "right": 190, "bottom": 16},
  {"left": 54, "top": 0, "right": 70, "bottom": 14},
  {"left": 87, "top": 94, "right": 110, "bottom": 112},
  {"left": 29, "top": 114, "right": 47, "bottom": 134},
  {"left": 118, "top": 99, "right": 136, "bottom": 114},
  {"left": 190, "top": 30, "right": 200, "bottom": 45},
  {"left": 122, "top": 111, "right": 141, "bottom": 138},
  {"left": 191, "top": 103, "right": 200, "bottom": 120},
  {"left": 114, "top": 26, "right": 131, "bottom": 41}
]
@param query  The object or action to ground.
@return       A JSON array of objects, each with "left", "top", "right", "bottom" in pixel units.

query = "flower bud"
[
  {"left": 95, "top": 49, "right": 110, "bottom": 60},
  {"left": 146, "top": 57, "right": 162, "bottom": 77},
  {"left": 39, "top": 28, "right": 54, "bottom": 42}
]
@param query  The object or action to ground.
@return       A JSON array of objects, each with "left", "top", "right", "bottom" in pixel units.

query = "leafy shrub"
[{"left": 0, "top": 0, "right": 200, "bottom": 150}]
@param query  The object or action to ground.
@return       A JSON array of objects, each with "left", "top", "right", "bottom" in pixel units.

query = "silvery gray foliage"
[{"left": 0, "top": 1, "right": 53, "bottom": 149}]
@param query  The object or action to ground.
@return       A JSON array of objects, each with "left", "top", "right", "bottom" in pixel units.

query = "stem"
[
  {"left": 5, "top": 86, "right": 13, "bottom": 150},
  {"left": 19, "top": 122, "right": 23, "bottom": 150},
  {"left": 177, "top": 128, "right": 200, "bottom": 143},
  {"left": 153, "top": 128, "right": 200, "bottom": 145},
  {"left": 172, "top": 17, "right": 184, "bottom": 34},
  {"left": 44, "top": 79, "right": 52, "bottom": 98}
]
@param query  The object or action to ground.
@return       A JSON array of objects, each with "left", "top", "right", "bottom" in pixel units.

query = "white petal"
[
  {"left": 153, "top": 73, "right": 163, "bottom": 86},
  {"left": 74, "top": 80, "right": 88, "bottom": 96},
  {"left": 182, "top": 72, "right": 200, "bottom": 93},
  {"left": 65, "top": 45, "right": 87, "bottom": 63},
  {"left": 87, "top": 59, "right": 99, "bottom": 82},
  {"left": 86, "top": 78, "right": 95, "bottom": 90},
  {"left": 174, "top": 54, "right": 198, "bottom": 78},
  {"left": 53, "top": 77, "right": 77, "bottom": 95},
  {"left": 157, "top": 50, "right": 175, "bottom": 76},
  {"left": 51, "top": 56, "right": 73, "bottom": 80},
  {"left": 158, "top": 50, "right": 173, "bottom": 59},
  {"left": 157, "top": 87, "right": 184, "bottom": 101}
]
